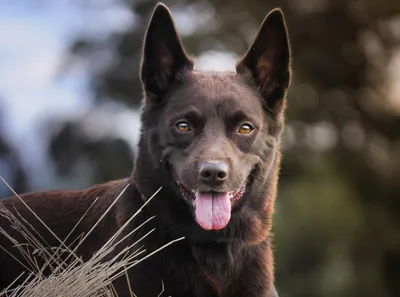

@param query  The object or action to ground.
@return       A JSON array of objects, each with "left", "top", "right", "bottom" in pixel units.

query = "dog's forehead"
[
  {"left": 189, "top": 71, "right": 254, "bottom": 98},
  {"left": 169, "top": 71, "right": 263, "bottom": 111}
]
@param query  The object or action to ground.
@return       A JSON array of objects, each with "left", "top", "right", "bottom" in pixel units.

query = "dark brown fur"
[{"left": 0, "top": 3, "right": 291, "bottom": 297}]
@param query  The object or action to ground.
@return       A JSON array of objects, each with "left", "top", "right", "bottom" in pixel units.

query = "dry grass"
[{"left": 0, "top": 177, "right": 184, "bottom": 297}]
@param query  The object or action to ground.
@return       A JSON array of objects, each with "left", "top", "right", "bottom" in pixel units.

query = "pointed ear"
[
  {"left": 140, "top": 3, "right": 193, "bottom": 103},
  {"left": 237, "top": 9, "right": 291, "bottom": 113}
]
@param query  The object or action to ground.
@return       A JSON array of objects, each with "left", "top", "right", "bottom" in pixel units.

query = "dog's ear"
[
  {"left": 237, "top": 9, "right": 291, "bottom": 113},
  {"left": 140, "top": 3, "right": 193, "bottom": 103}
]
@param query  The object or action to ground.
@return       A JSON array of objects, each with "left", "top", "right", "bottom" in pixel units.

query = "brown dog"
[{"left": 0, "top": 3, "right": 291, "bottom": 296}]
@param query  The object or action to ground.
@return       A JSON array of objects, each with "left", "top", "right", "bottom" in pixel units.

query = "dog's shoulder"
[
  {"left": 0, "top": 178, "right": 133, "bottom": 233},
  {"left": 2, "top": 178, "right": 130, "bottom": 206}
]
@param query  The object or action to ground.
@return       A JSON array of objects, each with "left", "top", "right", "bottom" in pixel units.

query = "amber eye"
[
  {"left": 238, "top": 123, "right": 253, "bottom": 134},
  {"left": 176, "top": 121, "right": 191, "bottom": 133}
]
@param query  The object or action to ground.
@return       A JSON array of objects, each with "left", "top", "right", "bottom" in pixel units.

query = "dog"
[{"left": 0, "top": 3, "right": 291, "bottom": 296}]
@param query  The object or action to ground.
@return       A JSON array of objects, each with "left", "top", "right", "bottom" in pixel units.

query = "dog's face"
[{"left": 137, "top": 4, "right": 291, "bottom": 235}]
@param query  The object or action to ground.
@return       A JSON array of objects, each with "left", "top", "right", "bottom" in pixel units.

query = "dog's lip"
[
  {"left": 175, "top": 178, "right": 247, "bottom": 204},
  {"left": 176, "top": 179, "right": 196, "bottom": 202}
]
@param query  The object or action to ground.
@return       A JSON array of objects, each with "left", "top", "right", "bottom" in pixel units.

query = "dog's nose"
[{"left": 199, "top": 161, "right": 228, "bottom": 185}]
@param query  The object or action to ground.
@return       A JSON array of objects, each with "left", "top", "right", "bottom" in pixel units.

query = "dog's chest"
[
  {"left": 190, "top": 242, "right": 244, "bottom": 296},
  {"left": 126, "top": 238, "right": 269, "bottom": 297}
]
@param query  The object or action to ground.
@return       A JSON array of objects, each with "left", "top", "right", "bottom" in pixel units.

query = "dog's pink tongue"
[{"left": 195, "top": 192, "right": 231, "bottom": 230}]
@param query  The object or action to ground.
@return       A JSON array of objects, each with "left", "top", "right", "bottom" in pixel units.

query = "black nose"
[{"left": 199, "top": 161, "right": 228, "bottom": 185}]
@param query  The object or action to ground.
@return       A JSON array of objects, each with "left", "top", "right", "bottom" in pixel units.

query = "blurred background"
[{"left": 0, "top": 0, "right": 399, "bottom": 296}]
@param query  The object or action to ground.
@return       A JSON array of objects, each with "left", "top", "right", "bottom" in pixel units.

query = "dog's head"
[{"left": 136, "top": 3, "right": 291, "bottom": 240}]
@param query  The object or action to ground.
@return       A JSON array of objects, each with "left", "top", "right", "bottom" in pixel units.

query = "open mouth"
[
  {"left": 176, "top": 180, "right": 247, "bottom": 203},
  {"left": 175, "top": 178, "right": 248, "bottom": 231}
]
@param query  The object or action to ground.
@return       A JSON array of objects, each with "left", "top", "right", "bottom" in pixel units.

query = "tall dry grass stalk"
[{"left": 0, "top": 177, "right": 184, "bottom": 297}]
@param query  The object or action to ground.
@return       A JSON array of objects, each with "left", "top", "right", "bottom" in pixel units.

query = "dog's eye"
[
  {"left": 176, "top": 121, "right": 191, "bottom": 133},
  {"left": 238, "top": 123, "right": 253, "bottom": 134}
]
